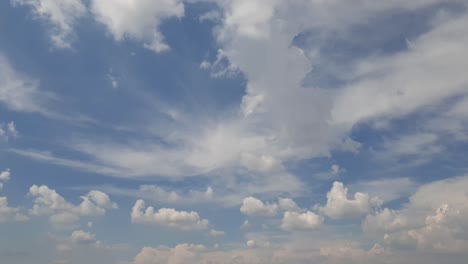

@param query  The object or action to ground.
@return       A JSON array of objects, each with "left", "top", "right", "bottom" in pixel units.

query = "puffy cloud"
[
  {"left": 246, "top": 239, "right": 256, "bottom": 248},
  {"left": 28, "top": 185, "right": 117, "bottom": 227},
  {"left": 363, "top": 208, "right": 408, "bottom": 234},
  {"left": 11, "top": 0, "right": 86, "bottom": 48},
  {"left": 0, "top": 168, "right": 9, "bottom": 190},
  {"left": 319, "top": 243, "right": 385, "bottom": 262},
  {"left": 240, "top": 196, "right": 302, "bottom": 216},
  {"left": 384, "top": 204, "right": 468, "bottom": 253},
  {"left": 70, "top": 230, "right": 97, "bottom": 245},
  {"left": 133, "top": 244, "right": 207, "bottom": 264},
  {"left": 0, "top": 196, "right": 28, "bottom": 222},
  {"left": 90, "top": 0, "right": 184, "bottom": 53},
  {"left": 0, "top": 169, "right": 11, "bottom": 181},
  {"left": 281, "top": 211, "right": 323, "bottom": 231},
  {"left": 367, "top": 175, "right": 468, "bottom": 254},
  {"left": 131, "top": 242, "right": 384, "bottom": 264},
  {"left": 131, "top": 199, "right": 209, "bottom": 231},
  {"left": 220, "top": 0, "right": 280, "bottom": 40},
  {"left": 318, "top": 182, "right": 382, "bottom": 220}
]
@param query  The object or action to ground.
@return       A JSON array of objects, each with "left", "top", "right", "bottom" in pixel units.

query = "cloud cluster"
[
  {"left": 0, "top": 196, "right": 28, "bottom": 223},
  {"left": 90, "top": 0, "right": 184, "bottom": 53},
  {"left": 29, "top": 185, "right": 117, "bottom": 227},
  {"left": 11, "top": 0, "right": 86, "bottom": 48},
  {"left": 365, "top": 175, "right": 468, "bottom": 254},
  {"left": 318, "top": 182, "right": 382, "bottom": 220},
  {"left": 131, "top": 199, "right": 210, "bottom": 231},
  {"left": 0, "top": 168, "right": 11, "bottom": 190},
  {"left": 240, "top": 196, "right": 302, "bottom": 216}
]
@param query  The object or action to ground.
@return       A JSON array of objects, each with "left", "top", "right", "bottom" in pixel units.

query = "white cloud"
[
  {"left": 28, "top": 185, "right": 117, "bottom": 227},
  {"left": 240, "top": 196, "right": 302, "bottom": 216},
  {"left": 70, "top": 230, "right": 97, "bottom": 245},
  {"left": 0, "top": 169, "right": 11, "bottom": 181},
  {"left": 281, "top": 211, "right": 323, "bottom": 231},
  {"left": 131, "top": 241, "right": 385, "bottom": 264},
  {"left": 131, "top": 199, "right": 209, "bottom": 231},
  {"left": 90, "top": 0, "right": 184, "bottom": 53},
  {"left": 0, "top": 196, "right": 28, "bottom": 222},
  {"left": 363, "top": 208, "right": 408, "bottom": 234},
  {"left": 331, "top": 13, "right": 468, "bottom": 127},
  {"left": 133, "top": 244, "right": 207, "bottom": 264},
  {"left": 364, "top": 175, "right": 468, "bottom": 254},
  {"left": 220, "top": 0, "right": 279, "bottom": 40},
  {"left": 11, "top": 0, "right": 86, "bottom": 48},
  {"left": 351, "top": 178, "right": 418, "bottom": 204},
  {"left": 320, "top": 243, "right": 385, "bottom": 260},
  {"left": 239, "top": 153, "right": 284, "bottom": 173},
  {"left": 318, "top": 181, "right": 382, "bottom": 220},
  {"left": 246, "top": 239, "right": 256, "bottom": 248},
  {"left": 0, "top": 55, "right": 52, "bottom": 114}
]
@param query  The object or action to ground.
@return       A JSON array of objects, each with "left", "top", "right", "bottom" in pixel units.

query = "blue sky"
[{"left": 1, "top": 0, "right": 468, "bottom": 263}]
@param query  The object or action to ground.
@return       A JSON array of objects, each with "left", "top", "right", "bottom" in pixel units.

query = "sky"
[{"left": 1, "top": 0, "right": 468, "bottom": 263}]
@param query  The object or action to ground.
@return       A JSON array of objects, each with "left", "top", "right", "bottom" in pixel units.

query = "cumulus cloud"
[
  {"left": 90, "top": 0, "right": 184, "bottom": 53},
  {"left": 131, "top": 199, "right": 209, "bottom": 231},
  {"left": 0, "top": 169, "right": 11, "bottom": 191},
  {"left": 11, "top": 0, "right": 86, "bottom": 48},
  {"left": 240, "top": 196, "right": 302, "bottom": 216},
  {"left": 363, "top": 208, "right": 408, "bottom": 234},
  {"left": 28, "top": 185, "right": 117, "bottom": 227},
  {"left": 0, "top": 196, "right": 28, "bottom": 222},
  {"left": 281, "top": 211, "right": 323, "bottom": 231},
  {"left": 131, "top": 241, "right": 384, "bottom": 264},
  {"left": 318, "top": 182, "right": 382, "bottom": 220},
  {"left": 70, "top": 230, "right": 97, "bottom": 245},
  {"left": 0, "top": 169, "right": 11, "bottom": 181},
  {"left": 363, "top": 175, "right": 468, "bottom": 254}
]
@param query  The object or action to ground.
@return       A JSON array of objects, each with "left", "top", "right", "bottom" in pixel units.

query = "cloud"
[
  {"left": 350, "top": 178, "right": 418, "bottom": 204},
  {"left": 11, "top": 0, "right": 86, "bottom": 49},
  {"left": 0, "top": 121, "right": 19, "bottom": 141},
  {"left": 330, "top": 164, "right": 345, "bottom": 176},
  {"left": 28, "top": 185, "right": 117, "bottom": 227},
  {"left": 0, "top": 196, "right": 28, "bottom": 223},
  {"left": 0, "top": 169, "right": 11, "bottom": 181},
  {"left": 331, "top": 12, "right": 468, "bottom": 127},
  {"left": 131, "top": 199, "right": 209, "bottom": 231},
  {"left": 281, "top": 211, "right": 323, "bottom": 231},
  {"left": 318, "top": 182, "right": 382, "bottom": 220},
  {"left": 90, "top": 0, "right": 184, "bottom": 53},
  {"left": 0, "top": 54, "right": 53, "bottom": 114},
  {"left": 70, "top": 230, "right": 97, "bottom": 245},
  {"left": 364, "top": 175, "right": 468, "bottom": 254},
  {"left": 240, "top": 196, "right": 302, "bottom": 216},
  {"left": 209, "top": 229, "right": 225, "bottom": 237},
  {"left": 363, "top": 208, "right": 408, "bottom": 234},
  {"left": 133, "top": 244, "right": 207, "bottom": 264},
  {"left": 0, "top": 168, "right": 11, "bottom": 191}
]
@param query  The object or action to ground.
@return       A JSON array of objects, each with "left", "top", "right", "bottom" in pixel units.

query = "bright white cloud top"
[{"left": 1, "top": 0, "right": 468, "bottom": 263}]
